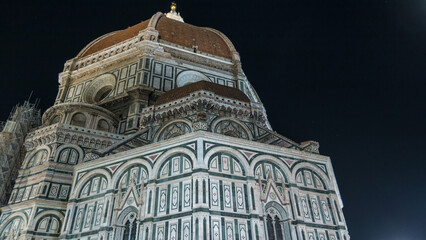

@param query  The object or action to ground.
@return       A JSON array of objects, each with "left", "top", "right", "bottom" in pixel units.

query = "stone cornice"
[
  {"left": 0, "top": 199, "right": 68, "bottom": 213},
  {"left": 140, "top": 89, "right": 267, "bottom": 128},
  {"left": 16, "top": 161, "right": 74, "bottom": 182},
  {"left": 25, "top": 123, "right": 125, "bottom": 150},
  {"left": 43, "top": 102, "right": 119, "bottom": 124},
  {"left": 59, "top": 35, "right": 240, "bottom": 84},
  {"left": 74, "top": 131, "right": 330, "bottom": 173}
]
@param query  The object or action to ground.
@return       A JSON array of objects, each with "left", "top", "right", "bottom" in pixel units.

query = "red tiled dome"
[{"left": 78, "top": 13, "right": 235, "bottom": 59}]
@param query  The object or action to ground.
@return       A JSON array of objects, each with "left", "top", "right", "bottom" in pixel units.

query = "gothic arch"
[
  {"left": 156, "top": 153, "right": 193, "bottom": 179},
  {"left": 23, "top": 146, "right": 51, "bottom": 169},
  {"left": 114, "top": 206, "right": 138, "bottom": 240},
  {"left": 116, "top": 206, "right": 138, "bottom": 225},
  {"left": 54, "top": 144, "right": 84, "bottom": 164},
  {"left": 29, "top": 210, "right": 64, "bottom": 230},
  {"left": 265, "top": 201, "right": 289, "bottom": 219},
  {"left": 291, "top": 162, "right": 330, "bottom": 190},
  {"left": 151, "top": 147, "right": 196, "bottom": 176},
  {"left": 204, "top": 146, "right": 250, "bottom": 176},
  {"left": 71, "top": 169, "right": 112, "bottom": 198},
  {"left": 253, "top": 161, "right": 289, "bottom": 183},
  {"left": 0, "top": 216, "right": 25, "bottom": 240},
  {"left": 0, "top": 212, "right": 28, "bottom": 236},
  {"left": 77, "top": 174, "right": 109, "bottom": 198},
  {"left": 112, "top": 160, "right": 152, "bottom": 187},
  {"left": 207, "top": 152, "right": 248, "bottom": 176},
  {"left": 211, "top": 117, "right": 253, "bottom": 140},
  {"left": 250, "top": 155, "right": 291, "bottom": 182},
  {"left": 154, "top": 120, "right": 193, "bottom": 142},
  {"left": 264, "top": 201, "right": 292, "bottom": 240},
  {"left": 113, "top": 163, "right": 150, "bottom": 188}
]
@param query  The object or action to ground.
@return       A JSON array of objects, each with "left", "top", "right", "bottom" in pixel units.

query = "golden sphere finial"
[{"left": 171, "top": 2, "right": 177, "bottom": 11}]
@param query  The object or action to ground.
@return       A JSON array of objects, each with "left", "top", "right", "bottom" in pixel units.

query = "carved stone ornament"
[{"left": 84, "top": 152, "right": 100, "bottom": 161}]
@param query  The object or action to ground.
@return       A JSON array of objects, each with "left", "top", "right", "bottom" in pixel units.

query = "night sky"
[{"left": 1, "top": 1, "right": 425, "bottom": 239}]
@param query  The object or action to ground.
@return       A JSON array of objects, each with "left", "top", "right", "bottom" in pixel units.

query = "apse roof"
[{"left": 155, "top": 81, "right": 250, "bottom": 105}]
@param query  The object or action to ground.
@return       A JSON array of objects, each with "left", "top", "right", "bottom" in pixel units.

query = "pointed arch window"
[
  {"left": 266, "top": 213, "right": 285, "bottom": 240},
  {"left": 115, "top": 208, "right": 138, "bottom": 240},
  {"left": 122, "top": 216, "right": 137, "bottom": 240},
  {"left": 265, "top": 205, "right": 291, "bottom": 240},
  {"left": 117, "top": 165, "right": 149, "bottom": 193}
]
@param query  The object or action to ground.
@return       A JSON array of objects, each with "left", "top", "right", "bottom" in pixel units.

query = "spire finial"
[
  {"left": 166, "top": 2, "right": 184, "bottom": 22},
  {"left": 171, "top": 2, "right": 177, "bottom": 12}
]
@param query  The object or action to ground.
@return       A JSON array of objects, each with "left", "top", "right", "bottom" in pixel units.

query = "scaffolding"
[{"left": 0, "top": 99, "right": 41, "bottom": 207}]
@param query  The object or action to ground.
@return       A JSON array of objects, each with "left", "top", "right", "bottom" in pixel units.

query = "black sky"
[{"left": 1, "top": 0, "right": 425, "bottom": 239}]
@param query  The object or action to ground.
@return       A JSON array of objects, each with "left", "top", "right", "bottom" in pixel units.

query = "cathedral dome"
[{"left": 77, "top": 12, "right": 237, "bottom": 59}]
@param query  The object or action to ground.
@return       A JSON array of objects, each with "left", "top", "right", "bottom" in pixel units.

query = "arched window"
[
  {"left": 265, "top": 208, "right": 285, "bottom": 240},
  {"left": 58, "top": 147, "right": 79, "bottom": 164},
  {"left": 122, "top": 217, "right": 137, "bottom": 240},
  {"left": 79, "top": 175, "right": 108, "bottom": 198},
  {"left": 0, "top": 217, "right": 24, "bottom": 239},
  {"left": 115, "top": 207, "right": 137, "bottom": 240},
  {"left": 94, "top": 86, "right": 113, "bottom": 102},
  {"left": 117, "top": 165, "right": 149, "bottom": 188},
  {"left": 35, "top": 215, "right": 61, "bottom": 234},
  {"left": 209, "top": 153, "right": 245, "bottom": 176},
  {"left": 97, "top": 119, "right": 110, "bottom": 132},
  {"left": 254, "top": 161, "right": 287, "bottom": 182},
  {"left": 254, "top": 161, "right": 287, "bottom": 194},
  {"left": 116, "top": 165, "right": 149, "bottom": 205},
  {"left": 83, "top": 74, "right": 116, "bottom": 104},
  {"left": 71, "top": 113, "right": 86, "bottom": 127},
  {"left": 27, "top": 149, "right": 48, "bottom": 168},
  {"left": 295, "top": 169, "right": 326, "bottom": 190},
  {"left": 158, "top": 154, "right": 192, "bottom": 179}
]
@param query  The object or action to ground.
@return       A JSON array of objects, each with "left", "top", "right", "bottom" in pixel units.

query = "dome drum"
[
  {"left": 66, "top": 12, "right": 239, "bottom": 76},
  {"left": 43, "top": 102, "right": 119, "bottom": 133}
]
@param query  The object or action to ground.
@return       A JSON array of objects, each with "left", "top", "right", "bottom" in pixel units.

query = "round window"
[
  {"left": 94, "top": 86, "right": 113, "bottom": 102},
  {"left": 83, "top": 74, "right": 116, "bottom": 104},
  {"left": 176, "top": 70, "right": 211, "bottom": 87}
]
